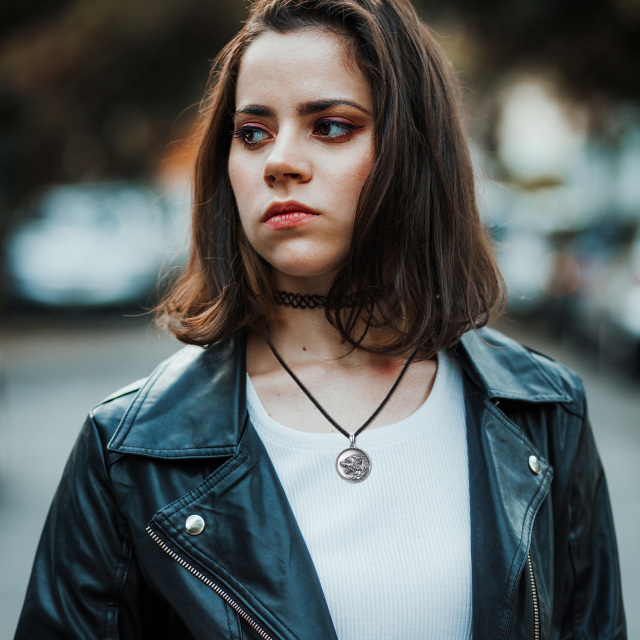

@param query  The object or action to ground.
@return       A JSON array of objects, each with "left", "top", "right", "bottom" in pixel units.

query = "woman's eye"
[
  {"left": 313, "top": 119, "right": 357, "bottom": 140},
  {"left": 232, "top": 120, "right": 359, "bottom": 148},
  {"left": 231, "top": 126, "right": 270, "bottom": 148}
]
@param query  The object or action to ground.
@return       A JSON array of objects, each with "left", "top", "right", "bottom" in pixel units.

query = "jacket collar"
[
  {"left": 108, "top": 335, "right": 246, "bottom": 457},
  {"left": 107, "top": 328, "right": 558, "bottom": 639},
  {"left": 108, "top": 327, "right": 571, "bottom": 457},
  {"left": 457, "top": 327, "right": 572, "bottom": 403}
]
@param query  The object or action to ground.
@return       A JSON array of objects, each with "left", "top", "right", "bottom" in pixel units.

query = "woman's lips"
[
  {"left": 262, "top": 201, "right": 320, "bottom": 229},
  {"left": 263, "top": 211, "right": 319, "bottom": 229}
]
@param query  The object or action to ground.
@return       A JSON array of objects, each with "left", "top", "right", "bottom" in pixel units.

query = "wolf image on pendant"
[{"left": 339, "top": 453, "right": 370, "bottom": 480}]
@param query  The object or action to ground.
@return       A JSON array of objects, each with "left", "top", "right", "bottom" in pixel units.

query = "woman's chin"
[
  {"left": 270, "top": 262, "right": 343, "bottom": 290},
  {"left": 263, "top": 248, "right": 346, "bottom": 288}
]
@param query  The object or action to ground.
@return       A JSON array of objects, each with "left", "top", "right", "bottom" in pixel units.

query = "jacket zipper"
[
  {"left": 146, "top": 526, "right": 276, "bottom": 640},
  {"left": 149, "top": 524, "right": 539, "bottom": 640},
  {"left": 527, "top": 551, "right": 540, "bottom": 640}
]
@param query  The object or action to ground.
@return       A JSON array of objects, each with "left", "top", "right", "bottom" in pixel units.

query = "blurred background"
[{"left": 1, "top": 0, "right": 639, "bottom": 637}]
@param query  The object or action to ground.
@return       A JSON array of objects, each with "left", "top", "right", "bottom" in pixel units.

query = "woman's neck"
[
  {"left": 262, "top": 272, "right": 365, "bottom": 362},
  {"left": 245, "top": 296, "right": 437, "bottom": 435},
  {"left": 265, "top": 304, "right": 361, "bottom": 364}
]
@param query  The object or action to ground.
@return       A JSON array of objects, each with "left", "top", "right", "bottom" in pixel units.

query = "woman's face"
[{"left": 228, "top": 28, "right": 375, "bottom": 291}]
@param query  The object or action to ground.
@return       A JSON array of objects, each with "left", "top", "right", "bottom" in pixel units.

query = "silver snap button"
[
  {"left": 185, "top": 514, "right": 205, "bottom": 535},
  {"left": 528, "top": 455, "right": 542, "bottom": 475}
]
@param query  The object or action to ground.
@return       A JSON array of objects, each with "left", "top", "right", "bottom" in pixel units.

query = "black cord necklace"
[{"left": 263, "top": 330, "right": 419, "bottom": 483}]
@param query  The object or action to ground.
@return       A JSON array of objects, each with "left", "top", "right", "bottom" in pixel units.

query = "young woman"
[{"left": 16, "top": 0, "right": 626, "bottom": 638}]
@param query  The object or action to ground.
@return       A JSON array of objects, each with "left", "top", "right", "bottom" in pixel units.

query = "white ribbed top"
[{"left": 246, "top": 350, "right": 471, "bottom": 640}]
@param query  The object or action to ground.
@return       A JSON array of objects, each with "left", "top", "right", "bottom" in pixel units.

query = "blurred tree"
[
  {"left": 420, "top": 0, "right": 640, "bottom": 100},
  {"left": 0, "top": 0, "right": 638, "bottom": 211},
  {"left": 0, "top": 0, "right": 243, "bottom": 211}
]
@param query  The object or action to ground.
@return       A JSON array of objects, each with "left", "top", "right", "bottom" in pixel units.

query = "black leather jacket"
[{"left": 15, "top": 328, "right": 626, "bottom": 639}]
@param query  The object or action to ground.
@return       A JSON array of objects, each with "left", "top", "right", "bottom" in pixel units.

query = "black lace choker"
[
  {"left": 274, "top": 291, "right": 327, "bottom": 309},
  {"left": 273, "top": 290, "right": 368, "bottom": 309}
]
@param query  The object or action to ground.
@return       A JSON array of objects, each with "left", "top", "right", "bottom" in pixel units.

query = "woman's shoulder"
[
  {"left": 91, "top": 345, "right": 205, "bottom": 426},
  {"left": 457, "top": 328, "right": 594, "bottom": 474},
  {"left": 456, "top": 326, "right": 586, "bottom": 418},
  {"left": 90, "top": 336, "right": 244, "bottom": 456}
]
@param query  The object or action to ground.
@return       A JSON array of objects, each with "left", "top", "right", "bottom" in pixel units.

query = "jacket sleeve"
[
  {"left": 563, "top": 396, "right": 627, "bottom": 639},
  {"left": 14, "top": 415, "right": 137, "bottom": 640}
]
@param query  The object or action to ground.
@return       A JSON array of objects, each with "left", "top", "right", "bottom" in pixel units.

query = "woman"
[{"left": 16, "top": 0, "right": 626, "bottom": 638}]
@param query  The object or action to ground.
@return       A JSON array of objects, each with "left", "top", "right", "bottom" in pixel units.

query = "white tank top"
[{"left": 246, "top": 350, "right": 472, "bottom": 640}]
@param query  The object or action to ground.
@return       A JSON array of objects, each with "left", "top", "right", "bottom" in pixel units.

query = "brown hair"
[{"left": 156, "top": 0, "right": 505, "bottom": 358}]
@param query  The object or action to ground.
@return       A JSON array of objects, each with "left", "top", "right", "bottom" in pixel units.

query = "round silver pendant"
[{"left": 336, "top": 446, "right": 371, "bottom": 483}]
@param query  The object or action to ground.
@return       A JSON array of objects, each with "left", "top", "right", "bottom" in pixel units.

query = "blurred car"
[
  {"left": 600, "top": 224, "right": 640, "bottom": 371},
  {"left": 479, "top": 179, "right": 562, "bottom": 317},
  {"left": 529, "top": 218, "right": 640, "bottom": 372},
  {"left": 3, "top": 181, "right": 189, "bottom": 308},
  {"left": 494, "top": 223, "right": 555, "bottom": 315}
]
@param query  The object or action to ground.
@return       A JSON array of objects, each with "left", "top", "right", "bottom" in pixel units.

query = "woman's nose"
[{"left": 263, "top": 130, "right": 312, "bottom": 186}]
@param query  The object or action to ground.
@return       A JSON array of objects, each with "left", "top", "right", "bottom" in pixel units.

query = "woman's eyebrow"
[
  {"left": 298, "top": 99, "right": 371, "bottom": 116},
  {"left": 233, "top": 99, "right": 371, "bottom": 119}
]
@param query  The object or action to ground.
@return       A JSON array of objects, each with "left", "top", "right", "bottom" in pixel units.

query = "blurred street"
[{"left": 0, "top": 315, "right": 638, "bottom": 638}]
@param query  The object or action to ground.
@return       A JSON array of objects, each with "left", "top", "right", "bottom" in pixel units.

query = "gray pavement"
[{"left": 0, "top": 316, "right": 638, "bottom": 638}]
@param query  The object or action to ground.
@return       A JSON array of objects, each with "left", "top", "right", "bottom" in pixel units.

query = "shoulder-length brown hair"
[{"left": 157, "top": 0, "right": 505, "bottom": 358}]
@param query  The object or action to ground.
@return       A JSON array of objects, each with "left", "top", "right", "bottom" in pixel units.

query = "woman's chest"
[
  {"left": 249, "top": 358, "right": 437, "bottom": 433},
  {"left": 248, "top": 375, "right": 472, "bottom": 639}
]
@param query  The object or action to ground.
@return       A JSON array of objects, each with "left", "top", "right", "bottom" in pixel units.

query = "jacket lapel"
[
  {"left": 457, "top": 329, "right": 558, "bottom": 639},
  {"left": 463, "top": 387, "right": 553, "bottom": 639},
  {"left": 108, "top": 334, "right": 338, "bottom": 640},
  {"left": 147, "top": 420, "right": 338, "bottom": 640}
]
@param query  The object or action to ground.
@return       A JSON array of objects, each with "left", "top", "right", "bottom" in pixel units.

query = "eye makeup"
[{"left": 231, "top": 117, "right": 364, "bottom": 149}]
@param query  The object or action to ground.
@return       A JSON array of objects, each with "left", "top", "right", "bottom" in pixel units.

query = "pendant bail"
[{"left": 349, "top": 433, "right": 356, "bottom": 448}]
